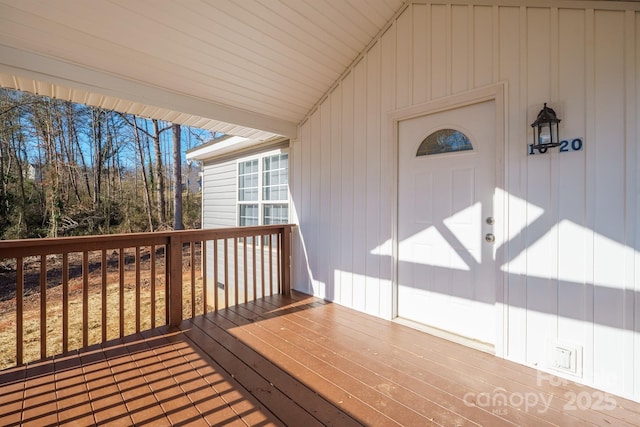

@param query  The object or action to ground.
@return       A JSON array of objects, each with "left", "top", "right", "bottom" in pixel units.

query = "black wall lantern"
[{"left": 531, "top": 103, "right": 561, "bottom": 150}]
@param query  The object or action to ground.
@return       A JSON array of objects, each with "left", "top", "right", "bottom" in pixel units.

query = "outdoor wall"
[
  {"left": 199, "top": 141, "right": 290, "bottom": 307},
  {"left": 201, "top": 158, "right": 237, "bottom": 229},
  {"left": 291, "top": 1, "right": 640, "bottom": 402}
]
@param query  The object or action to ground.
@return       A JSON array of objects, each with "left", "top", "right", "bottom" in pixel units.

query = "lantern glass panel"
[{"left": 539, "top": 125, "right": 551, "bottom": 146}]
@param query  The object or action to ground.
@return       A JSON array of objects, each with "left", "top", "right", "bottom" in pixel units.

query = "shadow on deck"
[{"left": 2, "top": 291, "right": 640, "bottom": 426}]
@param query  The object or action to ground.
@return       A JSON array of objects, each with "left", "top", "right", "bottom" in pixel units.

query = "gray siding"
[
  {"left": 202, "top": 160, "right": 237, "bottom": 229},
  {"left": 200, "top": 139, "right": 290, "bottom": 230}
]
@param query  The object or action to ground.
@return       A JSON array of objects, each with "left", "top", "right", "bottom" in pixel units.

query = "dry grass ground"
[{"left": 0, "top": 246, "right": 203, "bottom": 370}]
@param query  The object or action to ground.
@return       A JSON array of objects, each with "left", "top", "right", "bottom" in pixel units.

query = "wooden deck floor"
[{"left": 2, "top": 291, "right": 640, "bottom": 426}]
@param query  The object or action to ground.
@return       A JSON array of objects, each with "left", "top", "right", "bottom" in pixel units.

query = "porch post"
[
  {"left": 168, "top": 234, "right": 183, "bottom": 326},
  {"left": 281, "top": 225, "right": 292, "bottom": 295}
]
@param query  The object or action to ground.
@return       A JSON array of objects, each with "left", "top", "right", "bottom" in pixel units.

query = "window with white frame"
[{"left": 237, "top": 152, "right": 288, "bottom": 226}]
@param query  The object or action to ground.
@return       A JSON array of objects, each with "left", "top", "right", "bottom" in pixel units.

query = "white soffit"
[
  {"left": 0, "top": 0, "right": 405, "bottom": 140},
  {"left": 186, "top": 135, "right": 268, "bottom": 161}
]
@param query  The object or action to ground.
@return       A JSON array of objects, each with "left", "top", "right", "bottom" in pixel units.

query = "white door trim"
[{"left": 387, "top": 82, "right": 508, "bottom": 357}]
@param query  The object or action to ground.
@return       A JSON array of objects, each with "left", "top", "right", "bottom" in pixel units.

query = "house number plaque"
[{"left": 528, "top": 137, "right": 583, "bottom": 155}]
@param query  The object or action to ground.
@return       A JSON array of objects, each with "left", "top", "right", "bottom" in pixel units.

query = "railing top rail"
[{"left": 0, "top": 224, "right": 296, "bottom": 259}]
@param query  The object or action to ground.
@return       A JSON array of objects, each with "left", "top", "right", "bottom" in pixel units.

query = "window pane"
[
  {"left": 263, "top": 153, "right": 288, "bottom": 201},
  {"left": 263, "top": 204, "right": 288, "bottom": 224},
  {"left": 238, "top": 159, "right": 259, "bottom": 201},
  {"left": 417, "top": 129, "right": 473, "bottom": 156},
  {"left": 239, "top": 204, "right": 259, "bottom": 226}
]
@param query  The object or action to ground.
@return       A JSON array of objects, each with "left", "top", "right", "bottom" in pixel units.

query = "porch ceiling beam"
[{"left": 0, "top": 45, "right": 298, "bottom": 138}]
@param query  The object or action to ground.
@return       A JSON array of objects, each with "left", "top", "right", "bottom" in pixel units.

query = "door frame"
[{"left": 387, "top": 82, "right": 508, "bottom": 357}]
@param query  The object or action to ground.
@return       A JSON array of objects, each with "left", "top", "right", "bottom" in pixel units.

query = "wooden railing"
[{"left": 0, "top": 225, "right": 293, "bottom": 369}]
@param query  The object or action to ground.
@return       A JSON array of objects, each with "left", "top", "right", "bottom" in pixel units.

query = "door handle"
[{"left": 485, "top": 233, "right": 495, "bottom": 243}]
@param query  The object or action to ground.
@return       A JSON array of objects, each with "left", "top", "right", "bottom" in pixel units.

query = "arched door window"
[{"left": 416, "top": 129, "right": 473, "bottom": 156}]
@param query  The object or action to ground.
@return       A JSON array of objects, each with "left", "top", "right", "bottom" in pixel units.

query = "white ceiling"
[{"left": 0, "top": 0, "right": 406, "bottom": 140}]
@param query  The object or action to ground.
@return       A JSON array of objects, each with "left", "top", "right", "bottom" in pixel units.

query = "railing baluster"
[
  {"left": 243, "top": 237, "right": 248, "bottom": 303},
  {"left": 190, "top": 242, "right": 196, "bottom": 316},
  {"left": 164, "top": 245, "right": 170, "bottom": 326},
  {"left": 16, "top": 256, "right": 23, "bottom": 366},
  {"left": 101, "top": 249, "right": 107, "bottom": 343},
  {"left": 119, "top": 248, "right": 124, "bottom": 338},
  {"left": 150, "top": 244, "right": 156, "bottom": 329},
  {"left": 277, "top": 231, "right": 282, "bottom": 294},
  {"left": 62, "top": 253, "right": 69, "bottom": 354},
  {"left": 234, "top": 237, "right": 238, "bottom": 306},
  {"left": 201, "top": 241, "right": 207, "bottom": 313},
  {"left": 268, "top": 234, "right": 273, "bottom": 295},
  {"left": 213, "top": 239, "right": 218, "bottom": 311},
  {"left": 83, "top": 251, "right": 89, "bottom": 347},
  {"left": 135, "top": 246, "right": 141, "bottom": 333},
  {"left": 40, "top": 254, "right": 46, "bottom": 359},
  {"left": 261, "top": 235, "right": 265, "bottom": 298},
  {"left": 224, "top": 239, "right": 229, "bottom": 309},
  {"left": 252, "top": 236, "right": 257, "bottom": 299}
]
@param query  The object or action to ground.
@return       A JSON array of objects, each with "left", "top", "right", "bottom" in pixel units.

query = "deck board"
[{"left": 1, "top": 291, "right": 640, "bottom": 426}]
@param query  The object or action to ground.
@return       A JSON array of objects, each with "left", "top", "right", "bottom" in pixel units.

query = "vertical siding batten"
[
  {"left": 451, "top": 4, "right": 469, "bottom": 94},
  {"left": 624, "top": 9, "right": 637, "bottom": 399},
  {"left": 330, "top": 85, "right": 343, "bottom": 304},
  {"left": 309, "top": 105, "right": 322, "bottom": 295},
  {"left": 501, "top": 4, "right": 529, "bottom": 362},
  {"left": 583, "top": 7, "right": 597, "bottom": 387},
  {"left": 549, "top": 6, "right": 561, "bottom": 352},
  {"left": 299, "top": 117, "right": 313, "bottom": 294},
  {"left": 381, "top": 22, "right": 397, "bottom": 319},
  {"left": 320, "top": 97, "right": 332, "bottom": 299},
  {"left": 413, "top": 3, "right": 429, "bottom": 104},
  {"left": 431, "top": 5, "right": 448, "bottom": 99},
  {"left": 467, "top": 4, "right": 475, "bottom": 91},
  {"left": 635, "top": 10, "right": 640, "bottom": 402},
  {"left": 396, "top": 6, "right": 413, "bottom": 108},
  {"left": 353, "top": 58, "right": 368, "bottom": 311},
  {"left": 593, "top": 9, "right": 627, "bottom": 394},
  {"left": 556, "top": 6, "right": 589, "bottom": 375},
  {"left": 365, "top": 41, "right": 383, "bottom": 315},
  {"left": 341, "top": 71, "right": 355, "bottom": 307}
]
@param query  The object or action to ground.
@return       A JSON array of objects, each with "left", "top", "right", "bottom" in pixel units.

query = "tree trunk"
[
  {"left": 132, "top": 117, "right": 155, "bottom": 232},
  {"left": 92, "top": 108, "right": 103, "bottom": 209},
  {"left": 172, "top": 124, "right": 183, "bottom": 230},
  {"left": 152, "top": 119, "right": 166, "bottom": 225}
]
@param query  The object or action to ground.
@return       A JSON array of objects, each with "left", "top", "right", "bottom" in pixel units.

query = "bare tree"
[
  {"left": 130, "top": 115, "right": 154, "bottom": 231},
  {"left": 152, "top": 119, "right": 171, "bottom": 226},
  {"left": 172, "top": 124, "right": 183, "bottom": 230}
]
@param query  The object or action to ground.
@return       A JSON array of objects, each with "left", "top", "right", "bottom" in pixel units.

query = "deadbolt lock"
[{"left": 486, "top": 217, "right": 495, "bottom": 225}]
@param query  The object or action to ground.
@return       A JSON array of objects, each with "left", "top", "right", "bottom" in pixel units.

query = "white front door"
[{"left": 397, "top": 99, "right": 497, "bottom": 347}]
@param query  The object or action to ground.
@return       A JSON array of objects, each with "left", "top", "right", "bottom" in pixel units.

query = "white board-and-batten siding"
[{"left": 291, "top": 1, "right": 640, "bottom": 402}]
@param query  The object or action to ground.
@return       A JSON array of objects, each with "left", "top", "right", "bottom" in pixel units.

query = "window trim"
[{"left": 236, "top": 148, "right": 290, "bottom": 227}]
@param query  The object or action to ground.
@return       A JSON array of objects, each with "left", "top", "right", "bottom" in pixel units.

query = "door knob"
[{"left": 485, "top": 233, "right": 495, "bottom": 243}]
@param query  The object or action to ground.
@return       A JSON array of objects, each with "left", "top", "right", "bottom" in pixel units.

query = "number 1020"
[{"left": 528, "top": 138, "right": 584, "bottom": 155}]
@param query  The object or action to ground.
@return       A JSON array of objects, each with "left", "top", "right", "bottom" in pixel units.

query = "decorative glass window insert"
[
  {"left": 416, "top": 129, "right": 473, "bottom": 156},
  {"left": 237, "top": 152, "right": 289, "bottom": 227}
]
